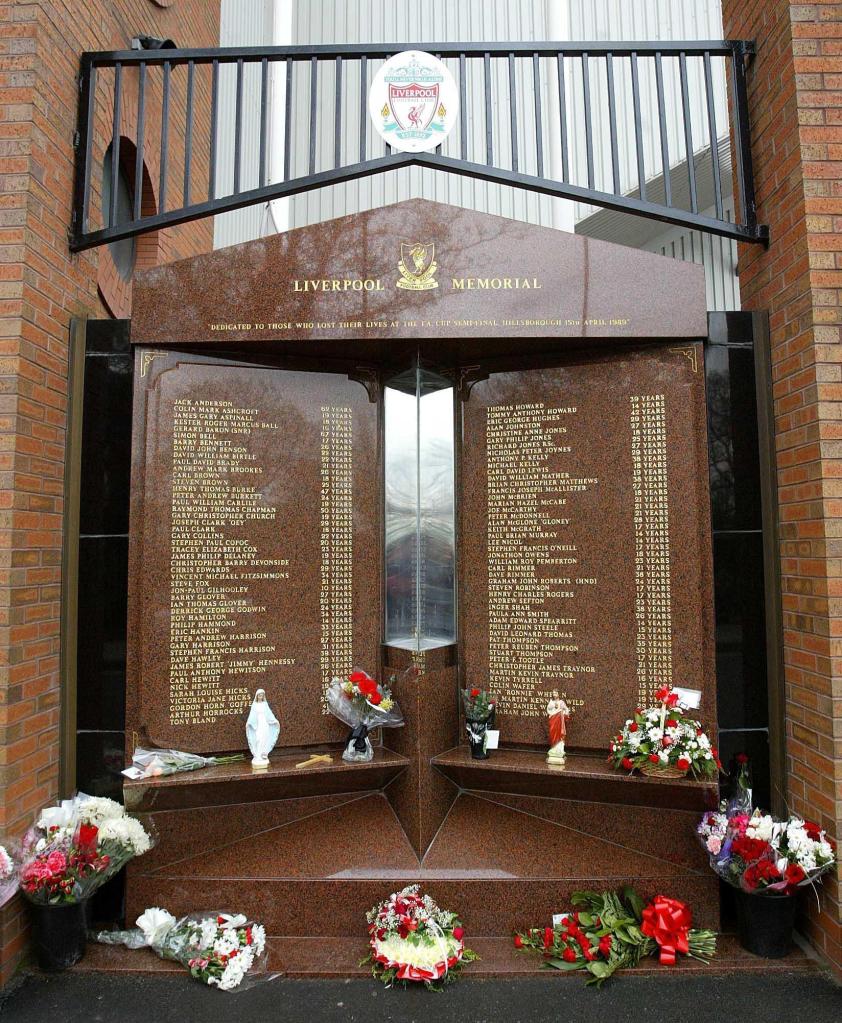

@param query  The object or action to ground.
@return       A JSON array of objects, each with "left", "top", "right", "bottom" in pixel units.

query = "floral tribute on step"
[
  {"left": 513, "top": 887, "right": 716, "bottom": 986},
  {"left": 122, "top": 747, "right": 245, "bottom": 780},
  {"left": 363, "top": 885, "right": 479, "bottom": 989},
  {"left": 19, "top": 795, "right": 154, "bottom": 904},
  {"left": 608, "top": 685, "right": 721, "bottom": 779},
  {"left": 0, "top": 844, "right": 17, "bottom": 907},
  {"left": 95, "top": 907, "right": 272, "bottom": 991},
  {"left": 326, "top": 668, "right": 404, "bottom": 762},
  {"left": 698, "top": 808, "right": 837, "bottom": 894}
]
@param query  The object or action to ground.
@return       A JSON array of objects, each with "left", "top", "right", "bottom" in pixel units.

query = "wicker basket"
[{"left": 641, "top": 762, "right": 687, "bottom": 779}]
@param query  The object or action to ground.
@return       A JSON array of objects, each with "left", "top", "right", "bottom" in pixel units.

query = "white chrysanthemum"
[
  {"left": 217, "top": 950, "right": 250, "bottom": 990},
  {"left": 136, "top": 907, "right": 176, "bottom": 947},
  {"left": 747, "top": 814, "right": 775, "bottom": 842},
  {"left": 98, "top": 815, "right": 152, "bottom": 856},
  {"left": 213, "top": 931, "right": 240, "bottom": 958},
  {"left": 78, "top": 797, "right": 126, "bottom": 826},
  {"left": 627, "top": 732, "right": 642, "bottom": 748},
  {"left": 373, "top": 932, "right": 461, "bottom": 972},
  {"left": 199, "top": 917, "right": 219, "bottom": 949},
  {"left": 251, "top": 924, "right": 266, "bottom": 957}
]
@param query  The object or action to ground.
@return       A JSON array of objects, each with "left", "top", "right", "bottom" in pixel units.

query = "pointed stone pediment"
[{"left": 132, "top": 199, "right": 707, "bottom": 346}]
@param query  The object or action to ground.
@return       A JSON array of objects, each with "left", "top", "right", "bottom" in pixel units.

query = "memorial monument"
[{"left": 123, "top": 199, "right": 718, "bottom": 962}]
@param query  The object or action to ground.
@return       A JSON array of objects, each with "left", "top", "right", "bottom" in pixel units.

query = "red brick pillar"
[{"left": 720, "top": 0, "right": 842, "bottom": 973}]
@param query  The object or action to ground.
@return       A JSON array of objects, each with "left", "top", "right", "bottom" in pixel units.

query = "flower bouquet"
[
  {"left": 0, "top": 845, "right": 18, "bottom": 908},
  {"left": 19, "top": 795, "right": 155, "bottom": 971},
  {"left": 122, "top": 747, "right": 245, "bottom": 780},
  {"left": 363, "top": 885, "right": 478, "bottom": 989},
  {"left": 95, "top": 907, "right": 271, "bottom": 991},
  {"left": 725, "top": 752, "right": 753, "bottom": 817},
  {"left": 514, "top": 887, "right": 716, "bottom": 986},
  {"left": 326, "top": 668, "right": 404, "bottom": 762},
  {"left": 462, "top": 686, "right": 496, "bottom": 760},
  {"left": 608, "top": 685, "right": 721, "bottom": 779},
  {"left": 697, "top": 807, "right": 837, "bottom": 956}
]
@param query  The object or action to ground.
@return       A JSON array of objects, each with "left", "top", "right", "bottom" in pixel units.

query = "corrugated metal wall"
[{"left": 213, "top": 0, "right": 276, "bottom": 248}]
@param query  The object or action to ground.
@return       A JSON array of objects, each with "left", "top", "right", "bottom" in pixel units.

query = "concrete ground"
[{"left": 1, "top": 971, "right": 841, "bottom": 1023}]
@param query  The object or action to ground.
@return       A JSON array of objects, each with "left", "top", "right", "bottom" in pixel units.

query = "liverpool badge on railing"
[{"left": 369, "top": 51, "right": 459, "bottom": 153}]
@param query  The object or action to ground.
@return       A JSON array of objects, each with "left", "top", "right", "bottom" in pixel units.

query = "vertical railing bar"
[
  {"left": 654, "top": 51, "right": 672, "bottom": 207},
  {"left": 532, "top": 52, "right": 543, "bottom": 178},
  {"left": 459, "top": 53, "right": 467, "bottom": 160},
  {"left": 434, "top": 52, "right": 443, "bottom": 155},
  {"left": 334, "top": 55, "right": 343, "bottom": 169},
  {"left": 508, "top": 52, "right": 518, "bottom": 172},
  {"left": 557, "top": 52, "right": 568, "bottom": 183},
  {"left": 283, "top": 57, "right": 293, "bottom": 181},
  {"left": 359, "top": 55, "right": 367, "bottom": 163},
  {"left": 729, "top": 46, "right": 757, "bottom": 229},
  {"left": 259, "top": 57, "right": 269, "bottom": 189},
  {"left": 308, "top": 55, "right": 318, "bottom": 176},
  {"left": 605, "top": 52, "right": 620, "bottom": 194},
  {"left": 679, "top": 51, "right": 698, "bottom": 213},
  {"left": 630, "top": 51, "right": 646, "bottom": 201},
  {"left": 158, "top": 60, "right": 170, "bottom": 213},
  {"left": 133, "top": 63, "right": 146, "bottom": 221},
  {"left": 108, "top": 63, "right": 122, "bottom": 227},
  {"left": 208, "top": 58, "right": 219, "bottom": 200},
  {"left": 233, "top": 57, "right": 243, "bottom": 195},
  {"left": 484, "top": 52, "right": 493, "bottom": 165},
  {"left": 704, "top": 51, "right": 724, "bottom": 221},
  {"left": 581, "top": 52, "right": 594, "bottom": 190},
  {"left": 79, "top": 64, "right": 96, "bottom": 231},
  {"left": 183, "top": 60, "right": 195, "bottom": 206}
]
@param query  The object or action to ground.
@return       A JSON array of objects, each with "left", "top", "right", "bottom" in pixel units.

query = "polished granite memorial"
[{"left": 124, "top": 200, "right": 720, "bottom": 959}]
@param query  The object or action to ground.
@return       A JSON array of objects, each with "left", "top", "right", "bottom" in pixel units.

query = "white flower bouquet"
[
  {"left": 122, "top": 747, "right": 245, "bottom": 781},
  {"left": 0, "top": 844, "right": 18, "bottom": 907},
  {"left": 95, "top": 907, "right": 272, "bottom": 991},
  {"left": 19, "top": 794, "right": 155, "bottom": 904}
]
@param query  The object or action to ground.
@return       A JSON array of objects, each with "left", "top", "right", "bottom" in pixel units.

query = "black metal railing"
[{"left": 71, "top": 41, "right": 767, "bottom": 252}]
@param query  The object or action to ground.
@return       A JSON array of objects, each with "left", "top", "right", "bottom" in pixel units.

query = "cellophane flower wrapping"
[
  {"left": 122, "top": 747, "right": 245, "bottom": 780},
  {"left": 697, "top": 808, "right": 837, "bottom": 895},
  {"left": 95, "top": 908, "right": 273, "bottom": 991},
  {"left": 0, "top": 844, "right": 18, "bottom": 908},
  {"left": 364, "top": 885, "right": 477, "bottom": 989},
  {"left": 326, "top": 669, "right": 404, "bottom": 732},
  {"left": 608, "top": 685, "right": 721, "bottom": 779},
  {"left": 18, "top": 793, "right": 156, "bottom": 904}
]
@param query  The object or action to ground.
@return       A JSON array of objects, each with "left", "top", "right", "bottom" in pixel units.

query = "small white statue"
[
  {"left": 546, "top": 696, "right": 570, "bottom": 766},
  {"left": 246, "top": 689, "right": 279, "bottom": 770}
]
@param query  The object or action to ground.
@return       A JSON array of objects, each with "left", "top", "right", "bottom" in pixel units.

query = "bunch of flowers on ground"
[
  {"left": 363, "top": 885, "right": 478, "bottom": 989},
  {"left": 95, "top": 908, "right": 269, "bottom": 991},
  {"left": 19, "top": 794, "right": 154, "bottom": 904},
  {"left": 122, "top": 747, "right": 245, "bottom": 780},
  {"left": 0, "top": 845, "right": 17, "bottom": 907},
  {"left": 513, "top": 887, "right": 716, "bottom": 986},
  {"left": 697, "top": 808, "right": 837, "bottom": 894},
  {"left": 609, "top": 685, "right": 721, "bottom": 779}
]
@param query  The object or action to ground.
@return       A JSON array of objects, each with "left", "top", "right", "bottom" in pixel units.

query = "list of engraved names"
[
  {"left": 169, "top": 398, "right": 291, "bottom": 726},
  {"left": 486, "top": 402, "right": 597, "bottom": 718}
]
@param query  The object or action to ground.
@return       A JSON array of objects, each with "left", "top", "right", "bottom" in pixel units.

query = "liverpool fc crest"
[
  {"left": 369, "top": 51, "right": 458, "bottom": 153},
  {"left": 397, "top": 243, "right": 438, "bottom": 291}
]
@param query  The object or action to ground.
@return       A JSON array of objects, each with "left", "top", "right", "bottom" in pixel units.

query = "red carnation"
[
  {"left": 731, "top": 835, "right": 771, "bottom": 862},
  {"left": 648, "top": 753, "right": 660, "bottom": 764},
  {"left": 621, "top": 756, "right": 634, "bottom": 771},
  {"left": 677, "top": 757, "right": 690, "bottom": 771},
  {"left": 357, "top": 677, "right": 378, "bottom": 696},
  {"left": 736, "top": 752, "right": 749, "bottom": 765},
  {"left": 470, "top": 687, "right": 480, "bottom": 698},
  {"left": 665, "top": 719, "right": 678, "bottom": 729},
  {"left": 629, "top": 722, "right": 638, "bottom": 732},
  {"left": 562, "top": 947, "right": 577, "bottom": 963},
  {"left": 513, "top": 934, "right": 523, "bottom": 949},
  {"left": 452, "top": 926, "right": 464, "bottom": 941},
  {"left": 785, "top": 864, "right": 806, "bottom": 888},
  {"left": 368, "top": 690, "right": 383, "bottom": 705},
  {"left": 543, "top": 927, "right": 554, "bottom": 950},
  {"left": 804, "top": 820, "right": 822, "bottom": 841},
  {"left": 349, "top": 671, "right": 369, "bottom": 683}
]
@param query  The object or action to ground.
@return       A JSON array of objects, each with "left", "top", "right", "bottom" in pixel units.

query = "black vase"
[
  {"left": 29, "top": 899, "right": 89, "bottom": 972},
  {"left": 466, "top": 718, "right": 489, "bottom": 759},
  {"left": 735, "top": 890, "right": 797, "bottom": 958}
]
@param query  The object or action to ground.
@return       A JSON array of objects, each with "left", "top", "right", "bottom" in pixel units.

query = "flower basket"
[
  {"left": 29, "top": 899, "right": 89, "bottom": 971},
  {"left": 641, "top": 763, "right": 687, "bottom": 779},
  {"left": 734, "top": 889, "right": 797, "bottom": 959}
]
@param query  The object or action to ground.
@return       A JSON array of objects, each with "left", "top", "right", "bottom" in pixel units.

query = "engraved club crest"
[
  {"left": 369, "top": 51, "right": 459, "bottom": 153},
  {"left": 397, "top": 242, "right": 438, "bottom": 291}
]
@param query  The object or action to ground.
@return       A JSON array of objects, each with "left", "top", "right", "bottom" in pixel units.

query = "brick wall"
[
  {"left": 0, "top": 0, "right": 218, "bottom": 985},
  {"left": 721, "top": 0, "right": 842, "bottom": 974}
]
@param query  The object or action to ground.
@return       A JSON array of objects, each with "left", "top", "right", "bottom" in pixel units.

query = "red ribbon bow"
[{"left": 640, "top": 895, "right": 691, "bottom": 965}]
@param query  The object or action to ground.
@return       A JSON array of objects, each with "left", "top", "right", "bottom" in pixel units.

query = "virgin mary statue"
[{"left": 246, "top": 689, "right": 280, "bottom": 769}]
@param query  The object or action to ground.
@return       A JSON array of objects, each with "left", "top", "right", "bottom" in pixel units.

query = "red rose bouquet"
[
  {"left": 326, "top": 668, "right": 404, "bottom": 762},
  {"left": 514, "top": 887, "right": 716, "bottom": 986},
  {"left": 363, "top": 885, "right": 478, "bottom": 990},
  {"left": 609, "top": 685, "right": 720, "bottom": 780}
]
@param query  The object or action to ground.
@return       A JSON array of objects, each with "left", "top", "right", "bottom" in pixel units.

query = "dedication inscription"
[
  {"left": 127, "top": 352, "right": 380, "bottom": 752},
  {"left": 460, "top": 346, "right": 714, "bottom": 749}
]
